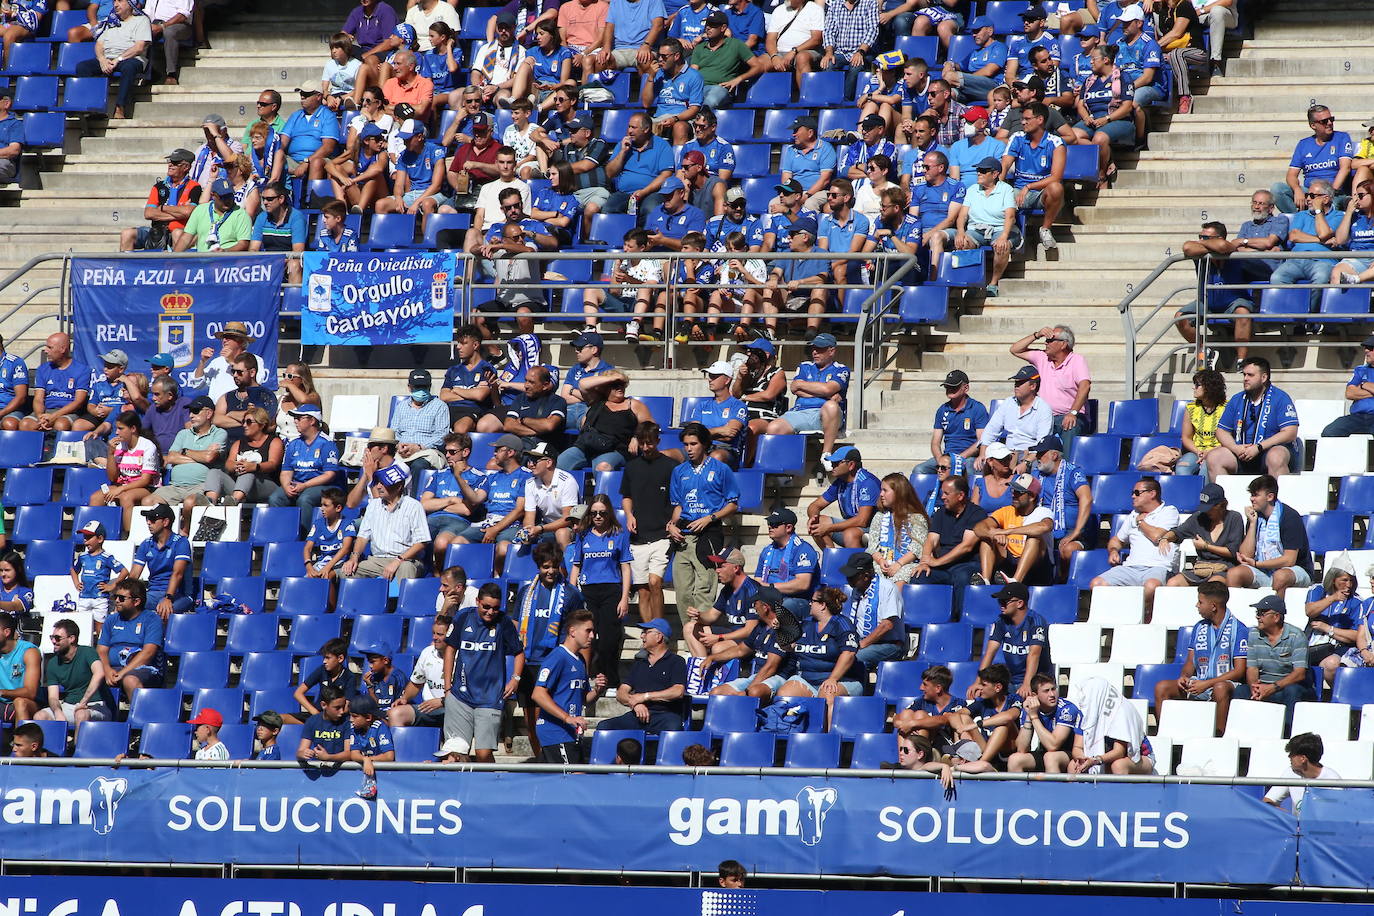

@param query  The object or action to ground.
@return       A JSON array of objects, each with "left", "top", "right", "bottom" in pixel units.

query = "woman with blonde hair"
[
  {"left": 276, "top": 362, "right": 321, "bottom": 441},
  {"left": 200, "top": 407, "right": 284, "bottom": 505}
]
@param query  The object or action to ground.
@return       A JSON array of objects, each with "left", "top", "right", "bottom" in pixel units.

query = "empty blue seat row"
[{"left": 595, "top": 727, "right": 894, "bottom": 768}]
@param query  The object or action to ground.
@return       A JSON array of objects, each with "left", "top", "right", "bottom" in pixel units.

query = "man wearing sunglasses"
[
  {"left": 212, "top": 352, "right": 274, "bottom": 440},
  {"left": 1088, "top": 476, "right": 1178, "bottom": 610},
  {"left": 1272, "top": 104, "right": 1354, "bottom": 215}
]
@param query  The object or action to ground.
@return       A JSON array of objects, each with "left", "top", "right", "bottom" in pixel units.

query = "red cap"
[
  {"left": 963, "top": 106, "right": 989, "bottom": 123},
  {"left": 681, "top": 150, "right": 706, "bottom": 167},
  {"left": 188, "top": 708, "right": 224, "bottom": 728}
]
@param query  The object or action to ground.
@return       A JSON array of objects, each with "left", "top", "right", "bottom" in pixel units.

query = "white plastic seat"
[
  {"left": 1215, "top": 476, "right": 1254, "bottom": 515},
  {"left": 1048, "top": 623, "right": 1102, "bottom": 665},
  {"left": 1291, "top": 701, "right": 1352, "bottom": 741},
  {"left": 1295, "top": 399, "right": 1346, "bottom": 437},
  {"left": 1319, "top": 740, "right": 1374, "bottom": 780},
  {"left": 1087, "top": 586, "right": 1145, "bottom": 626},
  {"left": 1066, "top": 662, "right": 1124, "bottom": 696},
  {"left": 1360, "top": 705, "right": 1374, "bottom": 740},
  {"left": 1148, "top": 734, "right": 1176, "bottom": 775},
  {"left": 1150, "top": 586, "right": 1199, "bottom": 629},
  {"left": 1275, "top": 474, "right": 1332, "bottom": 515},
  {"left": 1108, "top": 623, "right": 1168, "bottom": 667},
  {"left": 103, "top": 539, "right": 136, "bottom": 570},
  {"left": 329, "top": 394, "right": 380, "bottom": 433},
  {"left": 1177, "top": 736, "right": 1240, "bottom": 777},
  {"left": 1157, "top": 698, "right": 1217, "bottom": 739},
  {"left": 1245, "top": 739, "right": 1292, "bottom": 778},
  {"left": 1221, "top": 698, "right": 1286, "bottom": 746},
  {"left": 1226, "top": 588, "right": 1272, "bottom": 628},
  {"left": 1312, "top": 436, "right": 1372, "bottom": 476},
  {"left": 32, "top": 574, "right": 79, "bottom": 619}
]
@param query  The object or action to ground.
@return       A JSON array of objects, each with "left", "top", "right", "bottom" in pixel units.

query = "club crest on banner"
[{"left": 158, "top": 292, "right": 195, "bottom": 368}]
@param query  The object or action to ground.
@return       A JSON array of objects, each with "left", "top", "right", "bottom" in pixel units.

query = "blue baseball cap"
[
  {"left": 789, "top": 215, "right": 818, "bottom": 236},
  {"left": 829, "top": 445, "right": 861, "bottom": 463},
  {"left": 396, "top": 118, "right": 423, "bottom": 140},
  {"left": 742, "top": 337, "right": 775, "bottom": 357},
  {"left": 287, "top": 403, "right": 323, "bottom": 420},
  {"left": 148, "top": 352, "right": 174, "bottom": 368},
  {"left": 211, "top": 178, "right": 233, "bottom": 197},
  {"left": 662, "top": 176, "right": 686, "bottom": 194},
  {"left": 374, "top": 464, "right": 407, "bottom": 489},
  {"left": 362, "top": 642, "right": 394, "bottom": 658},
  {"left": 568, "top": 115, "right": 595, "bottom": 132},
  {"left": 970, "top": 15, "right": 994, "bottom": 29},
  {"left": 1078, "top": 23, "right": 1101, "bottom": 38},
  {"left": 359, "top": 123, "right": 385, "bottom": 140},
  {"left": 639, "top": 619, "right": 672, "bottom": 639},
  {"left": 808, "top": 332, "right": 838, "bottom": 349}
]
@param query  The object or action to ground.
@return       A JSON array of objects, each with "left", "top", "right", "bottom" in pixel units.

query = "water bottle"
[{"left": 628, "top": 195, "right": 638, "bottom": 216}]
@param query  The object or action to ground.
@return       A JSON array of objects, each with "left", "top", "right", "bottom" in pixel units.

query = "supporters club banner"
[
  {"left": 301, "top": 251, "right": 457, "bottom": 346},
  {"left": 70, "top": 257, "right": 283, "bottom": 389},
  {"left": 0, "top": 767, "right": 1299, "bottom": 884}
]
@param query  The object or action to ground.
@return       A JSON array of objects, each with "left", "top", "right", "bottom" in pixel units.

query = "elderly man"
[
  {"left": 605, "top": 112, "right": 675, "bottom": 216},
  {"left": 1089, "top": 477, "right": 1178, "bottom": 608},
  {"left": 1246, "top": 594, "right": 1315, "bottom": 725},
  {"left": 383, "top": 50, "right": 436, "bottom": 123},
  {"left": 142, "top": 0, "right": 194, "bottom": 85},
  {"left": 914, "top": 369, "right": 987, "bottom": 475},
  {"left": 1272, "top": 105, "right": 1354, "bottom": 215},
  {"left": 19, "top": 332, "right": 88, "bottom": 433},
  {"left": 1269, "top": 178, "right": 1345, "bottom": 314},
  {"left": 119, "top": 149, "right": 202, "bottom": 252},
  {"left": 779, "top": 115, "right": 836, "bottom": 213},
  {"left": 978, "top": 365, "right": 1052, "bottom": 470},
  {"left": 73, "top": 0, "right": 149, "bottom": 119},
  {"left": 953, "top": 155, "right": 1018, "bottom": 297},
  {"left": 280, "top": 83, "right": 342, "bottom": 182},
  {"left": 189, "top": 321, "right": 264, "bottom": 401},
  {"left": 501, "top": 366, "right": 566, "bottom": 453},
  {"left": 1010, "top": 324, "right": 1092, "bottom": 450},
  {"left": 1209, "top": 357, "right": 1301, "bottom": 478},
  {"left": 174, "top": 179, "right": 252, "bottom": 252},
  {"left": 144, "top": 395, "right": 226, "bottom": 535},
  {"left": 343, "top": 465, "right": 430, "bottom": 581},
  {"left": 188, "top": 114, "right": 242, "bottom": 190},
  {"left": 597, "top": 619, "right": 688, "bottom": 733},
  {"left": 1154, "top": 580, "right": 1247, "bottom": 735},
  {"left": 142, "top": 376, "right": 191, "bottom": 452}
]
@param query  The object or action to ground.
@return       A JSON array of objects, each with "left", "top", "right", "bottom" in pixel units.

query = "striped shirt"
[
  {"left": 822, "top": 0, "right": 877, "bottom": 57},
  {"left": 357, "top": 495, "right": 429, "bottom": 556}
]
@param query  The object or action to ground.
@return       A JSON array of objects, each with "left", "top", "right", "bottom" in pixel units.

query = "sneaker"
[
  {"left": 356, "top": 776, "right": 378, "bottom": 800},
  {"left": 639, "top": 327, "right": 663, "bottom": 342},
  {"left": 969, "top": 572, "right": 988, "bottom": 586},
  {"left": 984, "top": 284, "right": 999, "bottom": 298},
  {"left": 819, "top": 451, "right": 834, "bottom": 473},
  {"left": 1038, "top": 226, "right": 1057, "bottom": 250},
  {"left": 1340, "top": 272, "right": 1360, "bottom": 285},
  {"left": 761, "top": 325, "right": 777, "bottom": 341},
  {"left": 1233, "top": 359, "right": 1245, "bottom": 373},
  {"left": 497, "top": 96, "right": 514, "bottom": 109},
  {"left": 994, "top": 571, "right": 1016, "bottom": 585},
  {"left": 1205, "top": 347, "right": 1220, "bottom": 370},
  {"left": 673, "top": 322, "right": 692, "bottom": 343},
  {"left": 624, "top": 320, "right": 640, "bottom": 342},
  {"left": 1210, "top": 60, "right": 1225, "bottom": 78},
  {"left": 1176, "top": 94, "right": 1192, "bottom": 115}
]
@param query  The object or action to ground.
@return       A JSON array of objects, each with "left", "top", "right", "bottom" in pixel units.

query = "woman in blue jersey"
[
  {"left": 510, "top": 20, "right": 576, "bottom": 116},
  {"left": 971, "top": 443, "right": 1014, "bottom": 510},
  {"left": 420, "top": 23, "right": 461, "bottom": 99},
  {"left": 569, "top": 494, "right": 633, "bottom": 688},
  {"left": 777, "top": 586, "right": 865, "bottom": 726},
  {"left": 515, "top": 540, "right": 586, "bottom": 756},
  {"left": 1070, "top": 45, "right": 1136, "bottom": 190},
  {"left": 1330, "top": 180, "right": 1374, "bottom": 285},
  {"left": 0, "top": 552, "right": 33, "bottom": 625},
  {"left": 530, "top": 162, "right": 581, "bottom": 248}
]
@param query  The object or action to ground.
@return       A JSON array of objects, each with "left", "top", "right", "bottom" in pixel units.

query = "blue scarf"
[
  {"left": 1197, "top": 611, "right": 1240, "bottom": 681},
  {"left": 1256, "top": 502, "right": 1285, "bottom": 564},
  {"left": 250, "top": 129, "right": 281, "bottom": 182},
  {"left": 1236, "top": 384, "right": 1277, "bottom": 446},
  {"left": 1050, "top": 460, "right": 1071, "bottom": 532}
]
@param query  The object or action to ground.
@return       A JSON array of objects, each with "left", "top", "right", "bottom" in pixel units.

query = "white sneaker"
[
  {"left": 1039, "top": 226, "right": 1058, "bottom": 250},
  {"left": 624, "top": 320, "right": 640, "bottom": 342},
  {"left": 819, "top": 452, "right": 834, "bottom": 472}
]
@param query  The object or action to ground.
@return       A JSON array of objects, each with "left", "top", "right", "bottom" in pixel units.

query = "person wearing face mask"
[{"left": 387, "top": 368, "right": 450, "bottom": 473}]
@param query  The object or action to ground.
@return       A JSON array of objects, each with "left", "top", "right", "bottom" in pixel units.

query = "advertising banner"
[{"left": 300, "top": 251, "right": 456, "bottom": 346}]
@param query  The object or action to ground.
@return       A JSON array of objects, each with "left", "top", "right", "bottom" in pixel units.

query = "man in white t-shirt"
[
  {"left": 186, "top": 320, "right": 268, "bottom": 400},
  {"left": 520, "top": 443, "right": 579, "bottom": 549},
  {"left": 1089, "top": 477, "right": 1179, "bottom": 607},
  {"left": 976, "top": 473, "right": 1055, "bottom": 586},
  {"left": 388, "top": 614, "right": 451, "bottom": 728},
  {"left": 763, "top": 0, "right": 823, "bottom": 87},
  {"left": 449, "top": 146, "right": 531, "bottom": 243},
  {"left": 1263, "top": 731, "right": 1340, "bottom": 815}
]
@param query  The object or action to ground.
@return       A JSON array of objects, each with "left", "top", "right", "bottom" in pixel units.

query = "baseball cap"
[
  {"left": 724, "top": 186, "right": 746, "bottom": 204},
  {"left": 789, "top": 215, "right": 818, "bottom": 236},
  {"left": 396, "top": 118, "right": 423, "bottom": 140},
  {"left": 359, "top": 123, "right": 385, "bottom": 140},
  {"left": 743, "top": 337, "right": 775, "bottom": 357},
  {"left": 790, "top": 115, "right": 818, "bottom": 131},
  {"left": 287, "top": 404, "right": 323, "bottom": 420},
  {"left": 639, "top": 619, "right": 672, "bottom": 639},
  {"left": 942, "top": 369, "right": 969, "bottom": 388},
  {"left": 296, "top": 80, "right": 322, "bottom": 96},
  {"left": 1010, "top": 365, "right": 1040, "bottom": 383},
  {"left": 986, "top": 442, "right": 1013, "bottom": 462},
  {"left": 350, "top": 694, "right": 381, "bottom": 718},
  {"left": 1033, "top": 434, "right": 1065, "bottom": 454},
  {"left": 1196, "top": 482, "right": 1226, "bottom": 507},
  {"left": 165, "top": 148, "right": 194, "bottom": 164},
  {"left": 838, "top": 551, "right": 874, "bottom": 579},
  {"left": 1078, "top": 23, "right": 1101, "bottom": 38},
  {"left": 809, "top": 332, "right": 839, "bottom": 349},
  {"left": 373, "top": 464, "right": 407, "bottom": 489},
  {"left": 708, "top": 548, "right": 747, "bottom": 567},
  {"left": 434, "top": 736, "right": 471, "bottom": 757},
  {"left": 662, "top": 176, "right": 686, "bottom": 194},
  {"left": 78, "top": 520, "right": 106, "bottom": 538},
  {"left": 1252, "top": 595, "right": 1287, "bottom": 614},
  {"left": 100, "top": 348, "right": 129, "bottom": 366},
  {"left": 1362, "top": 334, "right": 1374, "bottom": 348},
  {"left": 704, "top": 9, "right": 727, "bottom": 25},
  {"left": 493, "top": 433, "right": 526, "bottom": 453},
  {"left": 148, "top": 352, "right": 174, "bottom": 368},
  {"left": 141, "top": 504, "right": 174, "bottom": 522},
  {"left": 568, "top": 114, "right": 594, "bottom": 132},
  {"left": 963, "top": 106, "right": 990, "bottom": 123},
  {"left": 703, "top": 360, "right": 734, "bottom": 377},
  {"left": 252, "top": 710, "right": 283, "bottom": 729},
  {"left": 470, "top": 111, "right": 493, "bottom": 131},
  {"left": 992, "top": 581, "right": 1029, "bottom": 603},
  {"left": 495, "top": 11, "right": 516, "bottom": 25},
  {"left": 970, "top": 15, "right": 993, "bottom": 29},
  {"left": 188, "top": 395, "right": 216, "bottom": 412},
  {"left": 523, "top": 441, "right": 555, "bottom": 463},
  {"left": 1019, "top": 3, "right": 1048, "bottom": 19},
  {"left": 860, "top": 113, "right": 886, "bottom": 132},
  {"left": 188, "top": 708, "right": 223, "bottom": 728},
  {"left": 682, "top": 150, "right": 707, "bottom": 168},
  {"left": 765, "top": 507, "right": 797, "bottom": 527},
  {"left": 975, "top": 156, "right": 1002, "bottom": 171},
  {"left": 202, "top": 113, "right": 227, "bottom": 129},
  {"left": 211, "top": 178, "right": 234, "bottom": 197},
  {"left": 1011, "top": 473, "right": 1042, "bottom": 497},
  {"left": 774, "top": 177, "right": 804, "bottom": 195},
  {"left": 1115, "top": 6, "right": 1145, "bottom": 21},
  {"left": 829, "top": 445, "right": 861, "bottom": 464},
  {"left": 753, "top": 584, "right": 784, "bottom": 612},
  {"left": 572, "top": 329, "right": 604, "bottom": 349},
  {"left": 408, "top": 368, "right": 432, "bottom": 389}
]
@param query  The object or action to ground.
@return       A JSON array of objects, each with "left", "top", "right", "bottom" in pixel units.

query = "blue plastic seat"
[
  {"left": 875, "top": 660, "right": 923, "bottom": 705},
  {"left": 719, "top": 731, "right": 776, "bottom": 766},
  {"left": 1306, "top": 511, "right": 1355, "bottom": 554},
  {"left": 217, "top": 723, "right": 254, "bottom": 759},
  {"left": 585, "top": 212, "right": 636, "bottom": 248},
  {"left": 1133, "top": 663, "right": 1184, "bottom": 707},
  {"left": 1107, "top": 398, "right": 1160, "bottom": 437},
  {"left": 0, "top": 430, "right": 44, "bottom": 468},
  {"left": 190, "top": 687, "right": 245, "bottom": 722},
  {"left": 3, "top": 45, "right": 51, "bottom": 77},
  {"left": 73, "top": 720, "right": 130, "bottom": 758},
  {"left": 165, "top": 615, "right": 218, "bottom": 655},
  {"left": 742, "top": 72, "right": 793, "bottom": 107},
  {"left": 56, "top": 75, "right": 108, "bottom": 113},
  {"left": 917, "top": 622, "right": 973, "bottom": 663},
  {"left": 785, "top": 731, "right": 842, "bottom": 768},
  {"left": 211, "top": 575, "right": 265, "bottom": 615},
  {"left": 760, "top": 108, "right": 806, "bottom": 144},
  {"left": 730, "top": 143, "right": 769, "bottom": 178},
  {"left": 335, "top": 578, "right": 389, "bottom": 618},
  {"left": 391, "top": 725, "right": 441, "bottom": 761},
  {"left": 18, "top": 718, "right": 68, "bottom": 755},
  {"left": 1332, "top": 667, "right": 1374, "bottom": 707},
  {"left": 238, "top": 651, "right": 293, "bottom": 690},
  {"left": 202, "top": 541, "right": 253, "bottom": 585},
  {"left": 1258, "top": 285, "right": 1312, "bottom": 319},
  {"left": 73, "top": 505, "right": 121, "bottom": 540},
  {"left": 1067, "top": 549, "right": 1111, "bottom": 589},
  {"left": 24, "top": 538, "right": 73, "bottom": 577},
  {"left": 959, "top": 584, "right": 1003, "bottom": 626},
  {"left": 444, "top": 542, "right": 495, "bottom": 578},
  {"left": 655, "top": 728, "right": 708, "bottom": 765},
  {"left": 350, "top": 614, "right": 404, "bottom": 656},
  {"left": 751, "top": 434, "right": 805, "bottom": 476},
  {"left": 43, "top": 10, "right": 90, "bottom": 41},
  {"left": 249, "top": 687, "right": 300, "bottom": 719},
  {"left": 51, "top": 41, "right": 96, "bottom": 74},
  {"left": 261, "top": 541, "right": 307, "bottom": 580},
  {"left": 276, "top": 577, "right": 330, "bottom": 616},
  {"left": 1092, "top": 473, "right": 1147, "bottom": 517},
  {"left": 12, "top": 503, "right": 62, "bottom": 542},
  {"left": 1062, "top": 143, "right": 1099, "bottom": 182},
  {"left": 850, "top": 731, "right": 897, "bottom": 769},
  {"left": 287, "top": 614, "right": 342, "bottom": 654},
  {"left": 895, "top": 35, "right": 939, "bottom": 65},
  {"left": 1160, "top": 475, "right": 1204, "bottom": 514},
  {"left": 598, "top": 106, "right": 634, "bottom": 142},
  {"left": 1067, "top": 435, "right": 1123, "bottom": 474},
  {"left": 12, "top": 74, "right": 57, "bottom": 110},
  {"left": 715, "top": 108, "right": 755, "bottom": 143},
  {"left": 945, "top": 34, "right": 976, "bottom": 69},
  {"left": 250, "top": 507, "right": 301, "bottom": 544},
  {"left": 365, "top": 212, "right": 417, "bottom": 250},
  {"left": 638, "top": 396, "right": 674, "bottom": 428},
  {"left": 1032, "top": 585, "right": 1080, "bottom": 625},
  {"left": 736, "top": 469, "right": 765, "bottom": 513},
  {"left": 901, "top": 583, "right": 954, "bottom": 626},
  {"left": 406, "top": 616, "right": 438, "bottom": 653},
  {"left": 702, "top": 694, "right": 759, "bottom": 733},
  {"left": 175, "top": 650, "right": 230, "bottom": 689},
  {"left": 458, "top": 5, "right": 498, "bottom": 39},
  {"left": 19, "top": 110, "right": 60, "bottom": 150},
  {"left": 738, "top": 176, "right": 776, "bottom": 214},
  {"left": 590, "top": 728, "right": 647, "bottom": 764},
  {"left": 1338, "top": 475, "right": 1374, "bottom": 513},
  {"left": 58, "top": 466, "right": 107, "bottom": 506},
  {"left": 397, "top": 577, "right": 442, "bottom": 617},
  {"left": 828, "top": 695, "right": 886, "bottom": 738},
  {"left": 817, "top": 108, "right": 858, "bottom": 136},
  {"left": 127, "top": 687, "right": 182, "bottom": 728},
  {"left": 819, "top": 547, "right": 865, "bottom": 586},
  {"left": 226, "top": 616, "right": 280, "bottom": 655},
  {"left": 138, "top": 722, "right": 191, "bottom": 758},
  {"left": 900, "top": 285, "right": 949, "bottom": 324},
  {"left": 502, "top": 547, "right": 538, "bottom": 583},
  {"left": 3, "top": 466, "right": 52, "bottom": 506},
  {"left": 422, "top": 211, "right": 472, "bottom": 248},
  {"left": 1320, "top": 286, "right": 1371, "bottom": 318}
]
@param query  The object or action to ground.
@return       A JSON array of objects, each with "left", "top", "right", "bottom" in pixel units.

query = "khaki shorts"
[
  {"left": 630, "top": 539, "right": 671, "bottom": 585},
  {"left": 152, "top": 482, "right": 205, "bottom": 505},
  {"left": 609, "top": 47, "right": 642, "bottom": 68}
]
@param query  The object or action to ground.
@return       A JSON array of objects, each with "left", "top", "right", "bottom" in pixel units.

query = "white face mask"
[{"left": 963, "top": 123, "right": 979, "bottom": 138}]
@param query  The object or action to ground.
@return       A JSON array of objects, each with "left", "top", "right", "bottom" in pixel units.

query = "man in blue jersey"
[
  {"left": 421, "top": 432, "right": 488, "bottom": 566},
  {"left": 682, "top": 114, "right": 739, "bottom": 218},
  {"left": 531, "top": 608, "right": 606, "bottom": 764},
  {"left": 1322, "top": 335, "right": 1374, "bottom": 437},
  {"left": 123, "top": 504, "right": 193, "bottom": 619},
  {"left": 1003, "top": 4, "right": 1057, "bottom": 88},
  {"left": 1269, "top": 179, "right": 1346, "bottom": 315},
  {"left": 1272, "top": 105, "right": 1355, "bottom": 214},
  {"left": 806, "top": 444, "right": 879, "bottom": 548},
  {"left": 818, "top": 177, "right": 873, "bottom": 291},
  {"left": 20, "top": 332, "right": 89, "bottom": 433},
  {"left": 668, "top": 422, "right": 741, "bottom": 623},
  {"left": 839, "top": 551, "right": 903, "bottom": 669},
  {"left": 1207, "top": 357, "right": 1301, "bottom": 478},
  {"left": 978, "top": 581, "right": 1051, "bottom": 699},
  {"left": 0, "top": 333, "right": 29, "bottom": 430},
  {"left": 909, "top": 149, "right": 965, "bottom": 277},
  {"left": 643, "top": 176, "right": 708, "bottom": 250},
  {"left": 942, "top": 15, "right": 1005, "bottom": 104},
  {"left": 914, "top": 369, "right": 988, "bottom": 475},
  {"left": 1032, "top": 434, "right": 1096, "bottom": 570},
  {"left": 296, "top": 683, "right": 352, "bottom": 767},
  {"left": 766, "top": 333, "right": 851, "bottom": 463},
  {"left": 710, "top": 586, "right": 798, "bottom": 701},
  {"left": 378, "top": 119, "right": 450, "bottom": 216},
  {"left": 752, "top": 507, "right": 819, "bottom": 619},
  {"left": 442, "top": 582, "right": 525, "bottom": 763},
  {"left": 269, "top": 404, "right": 344, "bottom": 532},
  {"left": 441, "top": 326, "right": 496, "bottom": 434},
  {"left": 559, "top": 330, "right": 615, "bottom": 430},
  {"left": 252, "top": 710, "right": 284, "bottom": 761},
  {"left": 779, "top": 116, "right": 837, "bottom": 212},
  {"left": 1007, "top": 672, "right": 1081, "bottom": 773},
  {"left": 681, "top": 362, "right": 749, "bottom": 466},
  {"left": 689, "top": 547, "right": 759, "bottom": 658},
  {"left": 840, "top": 114, "right": 898, "bottom": 182},
  {"left": 599, "top": 618, "right": 688, "bottom": 732},
  {"left": 640, "top": 37, "right": 703, "bottom": 146},
  {"left": 1154, "top": 580, "right": 1247, "bottom": 733},
  {"left": 460, "top": 433, "right": 530, "bottom": 569},
  {"left": 705, "top": 187, "right": 759, "bottom": 251},
  {"left": 894, "top": 663, "right": 966, "bottom": 751},
  {"left": 1000, "top": 101, "right": 1064, "bottom": 252},
  {"left": 95, "top": 580, "right": 165, "bottom": 699},
  {"left": 1112, "top": 6, "right": 1163, "bottom": 145},
  {"left": 605, "top": 112, "right": 675, "bottom": 217},
  {"left": 946, "top": 663, "right": 1021, "bottom": 769}
]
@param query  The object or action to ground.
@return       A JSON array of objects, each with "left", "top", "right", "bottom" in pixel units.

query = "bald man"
[{"left": 19, "top": 332, "right": 91, "bottom": 432}]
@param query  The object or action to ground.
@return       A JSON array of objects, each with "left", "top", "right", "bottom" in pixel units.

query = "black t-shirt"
[
  {"left": 624, "top": 650, "right": 689, "bottom": 718},
  {"left": 620, "top": 451, "right": 679, "bottom": 544},
  {"left": 1159, "top": 1, "right": 1203, "bottom": 49},
  {"left": 929, "top": 503, "right": 988, "bottom": 559}
]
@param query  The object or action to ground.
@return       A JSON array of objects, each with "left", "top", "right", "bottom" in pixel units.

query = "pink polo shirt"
[{"left": 1023, "top": 350, "right": 1090, "bottom": 418}]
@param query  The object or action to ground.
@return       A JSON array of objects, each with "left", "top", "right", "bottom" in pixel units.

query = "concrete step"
[{"left": 1225, "top": 57, "right": 1374, "bottom": 77}]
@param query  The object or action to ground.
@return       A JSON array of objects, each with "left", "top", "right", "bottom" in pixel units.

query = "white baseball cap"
[{"left": 703, "top": 361, "right": 735, "bottom": 377}]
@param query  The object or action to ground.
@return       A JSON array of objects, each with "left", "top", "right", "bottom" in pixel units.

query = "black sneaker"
[
  {"left": 969, "top": 573, "right": 988, "bottom": 586},
  {"left": 639, "top": 327, "right": 663, "bottom": 342},
  {"left": 1210, "top": 60, "right": 1225, "bottom": 78}
]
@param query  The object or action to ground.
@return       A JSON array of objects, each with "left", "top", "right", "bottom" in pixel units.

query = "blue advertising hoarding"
[{"left": 300, "top": 251, "right": 457, "bottom": 346}]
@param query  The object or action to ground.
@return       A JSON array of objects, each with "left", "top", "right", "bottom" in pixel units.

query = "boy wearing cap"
[
  {"left": 72, "top": 522, "right": 124, "bottom": 627},
  {"left": 149, "top": 395, "right": 227, "bottom": 535},
  {"left": 377, "top": 119, "right": 450, "bottom": 216},
  {"left": 74, "top": 349, "right": 133, "bottom": 432},
  {"left": 1159, "top": 483, "right": 1244, "bottom": 586},
  {"left": 252, "top": 710, "right": 284, "bottom": 760},
  {"left": 808, "top": 445, "right": 879, "bottom": 548},
  {"left": 600, "top": 619, "right": 689, "bottom": 732},
  {"left": 766, "top": 334, "right": 850, "bottom": 461},
  {"left": 681, "top": 364, "right": 749, "bottom": 467},
  {"left": 174, "top": 178, "right": 253, "bottom": 253},
  {"left": 348, "top": 694, "right": 396, "bottom": 798},
  {"left": 977, "top": 474, "right": 1055, "bottom": 586},
  {"left": 753, "top": 507, "right": 818, "bottom": 618},
  {"left": 189, "top": 708, "right": 230, "bottom": 761},
  {"left": 342, "top": 466, "right": 430, "bottom": 581}
]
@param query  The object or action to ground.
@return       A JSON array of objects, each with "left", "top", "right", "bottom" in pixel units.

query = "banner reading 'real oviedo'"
[
  {"left": 301, "top": 251, "right": 457, "bottom": 346},
  {"left": 0, "top": 768, "right": 1301, "bottom": 884}
]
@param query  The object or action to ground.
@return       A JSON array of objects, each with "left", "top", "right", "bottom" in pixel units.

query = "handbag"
[
  {"left": 192, "top": 506, "right": 228, "bottom": 542},
  {"left": 1136, "top": 444, "right": 1181, "bottom": 472}
]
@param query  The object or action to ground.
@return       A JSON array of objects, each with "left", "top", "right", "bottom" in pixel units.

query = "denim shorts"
[{"left": 779, "top": 407, "right": 824, "bottom": 433}]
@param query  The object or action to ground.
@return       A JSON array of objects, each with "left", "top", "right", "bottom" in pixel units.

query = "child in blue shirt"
[
  {"left": 304, "top": 487, "right": 355, "bottom": 608},
  {"left": 71, "top": 520, "right": 124, "bottom": 633},
  {"left": 348, "top": 694, "right": 395, "bottom": 799}
]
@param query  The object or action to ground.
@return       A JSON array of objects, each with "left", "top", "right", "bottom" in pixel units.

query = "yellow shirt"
[{"left": 1185, "top": 401, "right": 1224, "bottom": 451}]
